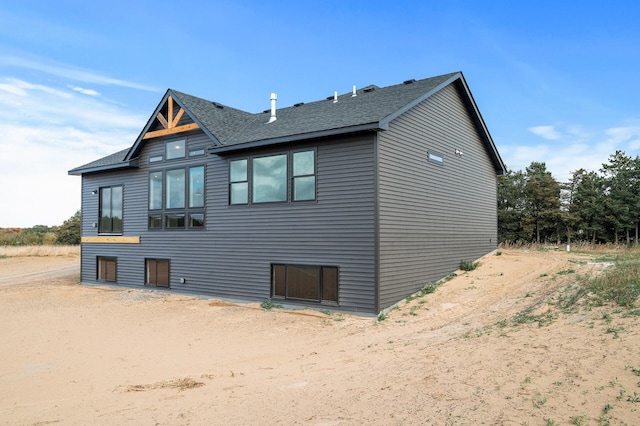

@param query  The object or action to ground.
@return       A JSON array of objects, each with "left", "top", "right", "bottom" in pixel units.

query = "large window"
[
  {"left": 271, "top": 264, "right": 338, "bottom": 303},
  {"left": 148, "top": 166, "right": 204, "bottom": 230},
  {"left": 230, "top": 150, "right": 316, "bottom": 205},
  {"left": 99, "top": 185, "right": 123, "bottom": 234},
  {"left": 97, "top": 257, "right": 117, "bottom": 282},
  {"left": 146, "top": 259, "right": 170, "bottom": 287},
  {"left": 166, "top": 139, "right": 185, "bottom": 160}
]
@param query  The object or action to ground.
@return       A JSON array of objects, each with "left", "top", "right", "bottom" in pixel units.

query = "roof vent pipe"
[
  {"left": 267, "top": 92, "right": 277, "bottom": 123},
  {"left": 333, "top": 91, "right": 338, "bottom": 103},
  {"left": 352, "top": 85, "right": 357, "bottom": 97}
]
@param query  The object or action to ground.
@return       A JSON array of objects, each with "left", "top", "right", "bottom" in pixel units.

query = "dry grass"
[
  {"left": 499, "top": 241, "right": 640, "bottom": 253},
  {"left": 0, "top": 245, "right": 80, "bottom": 258},
  {"left": 118, "top": 377, "right": 205, "bottom": 392}
]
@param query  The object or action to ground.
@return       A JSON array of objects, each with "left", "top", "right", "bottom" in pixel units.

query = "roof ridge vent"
[
  {"left": 294, "top": 102, "right": 304, "bottom": 107},
  {"left": 362, "top": 85, "right": 376, "bottom": 93},
  {"left": 403, "top": 79, "right": 416, "bottom": 85},
  {"left": 211, "top": 102, "right": 224, "bottom": 109}
]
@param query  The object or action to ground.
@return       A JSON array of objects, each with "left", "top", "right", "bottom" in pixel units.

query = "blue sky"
[{"left": 1, "top": 0, "right": 639, "bottom": 227}]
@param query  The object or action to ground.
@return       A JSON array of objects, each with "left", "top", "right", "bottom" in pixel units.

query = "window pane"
[
  {"left": 322, "top": 267, "right": 338, "bottom": 302},
  {"left": 293, "top": 176, "right": 315, "bottom": 201},
  {"left": 189, "top": 149, "right": 205, "bottom": 157},
  {"left": 166, "top": 140, "right": 185, "bottom": 159},
  {"left": 149, "top": 172, "right": 163, "bottom": 210},
  {"left": 111, "top": 186, "right": 123, "bottom": 233},
  {"left": 230, "top": 159, "right": 247, "bottom": 182},
  {"left": 253, "top": 154, "right": 287, "bottom": 203},
  {"left": 189, "top": 166, "right": 205, "bottom": 208},
  {"left": 189, "top": 213, "right": 204, "bottom": 228},
  {"left": 272, "top": 265, "right": 286, "bottom": 297},
  {"left": 166, "top": 213, "right": 185, "bottom": 228},
  {"left": 149, "top": 155, "right": 163, "bottom": 163},
  {"left": 149, "top": 215, "right": 162, "bottom": 229},
  {"left": 230, "top": 182, "right": 248, "bottom": 204},
  {"left": 286, "top": 265, "right": 320, "bottom": 300},
  {"left": 293, "top": 150, "right": 314, "bottom": 176},
  {"left": 166, "top": 169, "right": 185, "bottom": 209}
]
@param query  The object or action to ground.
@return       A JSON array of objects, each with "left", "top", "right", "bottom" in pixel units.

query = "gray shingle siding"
[{"left": 377, "top": 83, "right": 498, "bottom": 309}]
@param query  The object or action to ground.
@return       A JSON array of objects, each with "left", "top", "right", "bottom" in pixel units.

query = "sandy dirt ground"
[{"left": 0, "top": 249, "right": 639, "bottom": 425}]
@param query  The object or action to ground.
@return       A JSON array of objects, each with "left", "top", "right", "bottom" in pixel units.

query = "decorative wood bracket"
[{"left": 143, "top": 95, "right": 199, "bottom": 139}]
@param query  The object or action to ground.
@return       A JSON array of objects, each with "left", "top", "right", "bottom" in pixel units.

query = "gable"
[{"left": 143, "top": 95, "right": 200, "bottom": 140}]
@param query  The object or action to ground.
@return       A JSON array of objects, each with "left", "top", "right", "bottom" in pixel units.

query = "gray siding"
[
  {"left": 377, "top": 84, "right": 498, "bottom": 309},
  {"left": 80, "top": 130, "right": 377, "bottom": 312}
]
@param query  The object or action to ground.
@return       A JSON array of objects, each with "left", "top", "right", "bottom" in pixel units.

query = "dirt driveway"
[{"left": 0, "top": 250, "right": 638, "bottom": 425}]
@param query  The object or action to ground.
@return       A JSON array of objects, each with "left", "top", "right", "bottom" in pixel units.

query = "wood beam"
[
  {"left": 142, "top": 123, "right": 200, "bottom": 139},
  {"left": 156, "top": 112, "right": 169, "bottom": 129},
  {"left": 82, "top": 236, "right": 140, "bottom": 244},
  {"left": 171, "top": 108, "right": 185, "bottom": 128},
  {"left": 168, "top": 96, "right": 174, "bottom": 127}
]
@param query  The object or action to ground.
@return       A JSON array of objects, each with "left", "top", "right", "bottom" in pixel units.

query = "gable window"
[
  {"left": 271, "top": 264, "right": 338, "bottom": 303},
  {"left": 166, "top": 139, "right": 185, "bottom": 160},
  {"left": 229, "top": 149, "right": 316, "bottom": 205},
  {"left": 97, "top": 257, "right": 117, "bottom": 282},
  {"left": 99, "top": 185, "right": 123, "bottom": 234},
  {"left": 253, "top": 154, "right": 287, "bottom": 203},
  {"left": 292, "top": 150, "right": 316, "bottom": 201},
  {"left": 146, "top": 259, "right": 170, "bottom": 287}
]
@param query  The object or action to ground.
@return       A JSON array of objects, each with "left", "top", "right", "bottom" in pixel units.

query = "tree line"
[
  {"left": 499, "top": 150, "right": 640, "bottom": 245},
  {"left": 0, "top": 211, "right": 80, "bottom": 246}
]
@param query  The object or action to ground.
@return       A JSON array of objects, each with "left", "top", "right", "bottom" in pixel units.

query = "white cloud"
[
  {"left": 0, "top": 76, "right": 146, "bottom": 227},
  {"left": 504, "top": 122, "right": 640, "bottom": 183},
  {"left": 528, "top": 125, "right": 561, "bottom": 140},
  {"left": 70, "top": 86, "right": 101, "bottom": 96},
  {"left": 0, "top": 55, "right": 161, "bottom": 92}
]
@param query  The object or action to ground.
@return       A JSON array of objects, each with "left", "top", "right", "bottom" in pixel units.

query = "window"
[
  {"left": 229, "top": 149, "right": 316, "bottom": 205},
  {"left": 292, "top": 150, "right": 315, "bottom": 201},
  {"left": 189, "top": 149, "right": 205, "bottom": 157},
  {"left": 166, "top": 139, "right": 185, "bottom": 160},
  {"left": 149, "top": 155, "right": 163, "bottom": 163},
  {"left": 99, "top": 186, "right": 123, "bottom": 234},
  {"left": 428, "top": 151, "right": 444, "bottom": 165},
  {"left": 149, "top": 166, "right": 205, "bottom": 230},
  {"left": 166, "top": 169, "right": 185, "bottom": 209},
  {"left": 189, "top": 166, "right": 205, "bottom": 208},
  {"left": 229, "top": 159, "right": 248, "bottom": 204},
  {"left": 271, "top": 264, "right": 338, "bottom": 303},
  {"left": 149, "top": 171, "right": 163, "bottom": 210},
  {"left": 253, "top": 154, "right": 287, "bottom": 203},
  {"left": 146, "top": 259, "right": 170, "bottom": 287},
  {"left": 97, "top": 257, "right": 117, "bottom": 282}
]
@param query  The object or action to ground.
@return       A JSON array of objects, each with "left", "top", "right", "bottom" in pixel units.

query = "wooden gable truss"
[{"left": 143, "top": 95, "right": 200, "bottom": 140}]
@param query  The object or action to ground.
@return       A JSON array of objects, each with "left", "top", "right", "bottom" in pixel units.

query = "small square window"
[
  {"left": 428, "top": 151, "right": 444, "bottom": 165},
  {"left": 149, "top": 215, "right": 162, "bottom": 229},
  {"left": 165, "top": 213, "right": 185, "bottom": 228},
  {"left": 189, "top": 213, "right": 204, "bottom": 228},
  {"left": 166, "top": 140, "right": 186, "bottom": 160}
]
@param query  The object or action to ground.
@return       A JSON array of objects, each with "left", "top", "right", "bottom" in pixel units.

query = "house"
[{"left": 69, "top": 71, "right": 505, "bottom": 314}]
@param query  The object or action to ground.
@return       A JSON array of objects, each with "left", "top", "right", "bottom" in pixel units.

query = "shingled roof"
[{"left": 70, "top": 72, "right": 505, "bottom": 175}]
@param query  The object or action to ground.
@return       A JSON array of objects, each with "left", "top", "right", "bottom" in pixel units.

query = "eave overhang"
[
  {"left": 68, "top": 158, "right": 140, "bottom": 176},
  {"left": 209, "top": 122, "right": 381, "bottom": 154}
]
